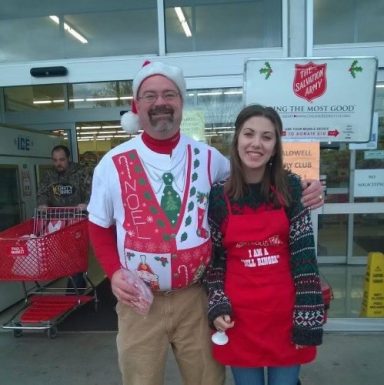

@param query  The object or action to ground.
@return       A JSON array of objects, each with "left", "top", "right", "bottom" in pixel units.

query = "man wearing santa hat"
[{"left": 87, "top": 61, "right": 324, "bottom": 385}]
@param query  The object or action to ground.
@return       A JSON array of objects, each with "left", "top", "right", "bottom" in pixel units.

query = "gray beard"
[{"left": 150, "top": 117, "right": 174, "bottom": 133}]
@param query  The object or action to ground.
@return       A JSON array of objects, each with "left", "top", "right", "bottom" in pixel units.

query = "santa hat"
[{"left": 121, "top": 60, "right": 186, "bottom": 134}]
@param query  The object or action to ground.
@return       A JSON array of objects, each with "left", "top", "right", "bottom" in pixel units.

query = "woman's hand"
[{"left": 213, "top": 314, "right": 235, "bottom": 332}]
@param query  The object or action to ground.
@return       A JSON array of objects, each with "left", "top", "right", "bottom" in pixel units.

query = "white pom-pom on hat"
[
  {"left": 121, "top": 60, "right": 186, "bottom": 134},
  {"left": 121, "top": 115, "right": 138, "bottom": 135}
]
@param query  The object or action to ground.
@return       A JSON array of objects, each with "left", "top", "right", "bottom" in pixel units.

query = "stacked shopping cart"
[{"left": 0, "top": 207, "right": 97, "bottom": 338}]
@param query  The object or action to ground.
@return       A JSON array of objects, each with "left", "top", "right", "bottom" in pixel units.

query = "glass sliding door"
[{"left": 0, "top": 165, "right": 21, "bottom": 231}]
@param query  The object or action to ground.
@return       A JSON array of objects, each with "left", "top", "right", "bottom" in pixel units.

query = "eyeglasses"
[{"left": 137, "top": 91, "right": 180, "bottom": 103}]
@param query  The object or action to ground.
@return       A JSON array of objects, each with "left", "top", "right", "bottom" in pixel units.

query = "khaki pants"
[{"left": 116, "top": 284, "right": 225, "bottom": 385}]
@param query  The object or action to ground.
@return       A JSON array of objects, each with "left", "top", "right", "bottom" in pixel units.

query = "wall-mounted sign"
[
  {"left": 364, "top": 150, "right": 384, "bottom": 160},
  {"left": 245, "top": 57, "right": 377, "bottom": 142},
  {"left": 354, "top": 169, "right": 384, "bottom": 197},
  {"left": 0, "top": 125, "right": 61, "bottom": 157},
  {"left": 181, "top": 110, "right": 205, "bottom": 142}
]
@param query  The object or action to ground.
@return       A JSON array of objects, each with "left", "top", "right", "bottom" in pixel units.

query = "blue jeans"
[{"left": 231, "top": 365, "right": 300, "bottom": 385}]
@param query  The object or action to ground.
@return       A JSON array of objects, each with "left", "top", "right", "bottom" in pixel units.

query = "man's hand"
[
  {"left": 111, "top": 269, "right": 141, "bottom": 306},
  {"left": 301, "top": 179, "right": 325, "bottom": 210}
]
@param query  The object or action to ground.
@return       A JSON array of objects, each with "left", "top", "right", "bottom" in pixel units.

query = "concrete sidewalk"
[{"left": 0, "top": 331, "right": 382, "bottom": 385}]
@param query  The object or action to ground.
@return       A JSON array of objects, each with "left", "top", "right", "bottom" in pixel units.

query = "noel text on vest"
[{"left": 118, "top": 155, "right": 149, "bottom": 239}]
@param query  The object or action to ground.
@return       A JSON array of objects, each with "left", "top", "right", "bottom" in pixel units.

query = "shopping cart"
[{"left": 0, "top": 207, "right": 97, "bottom": 338}]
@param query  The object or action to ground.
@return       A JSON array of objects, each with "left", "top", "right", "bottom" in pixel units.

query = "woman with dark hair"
[{"left": 205, "top": 104, "right": 325, "bottom": 385}]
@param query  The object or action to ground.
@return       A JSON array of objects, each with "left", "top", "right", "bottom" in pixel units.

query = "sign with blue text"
[{"left": 245, "top": 57, "right": 377, "bottom": 142}]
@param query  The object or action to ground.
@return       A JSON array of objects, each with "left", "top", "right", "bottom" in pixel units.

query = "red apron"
[{"left": 212, "top": 198, "right": 316, "bottom": 367}]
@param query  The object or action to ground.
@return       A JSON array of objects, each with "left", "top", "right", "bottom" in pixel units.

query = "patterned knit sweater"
[{"left": 205, "top": 173, "right": 324, "bottom": 346}]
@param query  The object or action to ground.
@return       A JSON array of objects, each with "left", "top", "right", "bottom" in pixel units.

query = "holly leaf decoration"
[
  {"left": 155, "top": 256, "right": 168, "bottom": 267},
  {"left": 349, "top": 60, "right": 363, "bottom": 78},
  {"left": 259, "top": 62, "right": 273, "bottom": 79},
  {"left": 181, "top": 232, "right": 188, "bottom": 242}
]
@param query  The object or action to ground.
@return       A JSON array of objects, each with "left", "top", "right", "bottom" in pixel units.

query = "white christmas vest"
[{"left": 112, "top": 143, "right": 214, "bottom": 291}]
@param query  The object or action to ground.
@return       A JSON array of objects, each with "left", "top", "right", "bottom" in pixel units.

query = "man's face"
[
  {"left": 52, "top": 149, "right": 70, "bottom": 173},
  {"left": 136, "top": 75, "right": 183, "bottom": 140}
]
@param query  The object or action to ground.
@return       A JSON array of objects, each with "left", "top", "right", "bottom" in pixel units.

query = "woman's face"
[{"left": 237, "top": 115, "right": 277, "bottom": 183}]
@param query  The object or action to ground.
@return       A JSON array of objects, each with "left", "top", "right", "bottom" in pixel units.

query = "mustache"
[{"left": 149, "top": 106, "right": 174, "bottom": 116}]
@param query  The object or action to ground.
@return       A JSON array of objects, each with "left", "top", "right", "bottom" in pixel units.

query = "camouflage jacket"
[{"left": 37, "top": 162, "right": 92, "bottom": 207}]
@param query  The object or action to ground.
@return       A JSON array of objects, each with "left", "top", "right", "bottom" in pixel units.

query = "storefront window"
[
  {"left": 68, "top": 81, "right": 132, "bottom": 109},
  {"left": 314, "top": 0, "right": 384, "bottom": 44},
  {"left": 164, "top": 0, "right": 282, "bottom": 53},
  {"left": 0, "top": 1, "right": 158, "bottom": 62},
  {"left": 318, "top": 214, "right": 348, "bottom": 257},
  {"left": 3, "top": 84, "right": 66, "bottom": 111}
]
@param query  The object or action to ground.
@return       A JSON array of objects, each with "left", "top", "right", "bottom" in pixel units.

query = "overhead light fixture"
[
  {"left": 174, "top": 7, "right": 192, "bottom": 37},
  {"left": 85, "top": 97, "right": 119, "bottom": 102},
  {"left": 49, "top": 15, "right": 88, "bottom": 44}
]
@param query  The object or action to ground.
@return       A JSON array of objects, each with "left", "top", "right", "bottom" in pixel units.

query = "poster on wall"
[
  {"left": 354, "top": 169, "right": 384, "bottom": 197},
  {"left": 282, "top": 142, "right": 319, "bottom": 180},
  {"left": 244, "top": 57, "right": 377, "bottom": 142},
  {"left": 181, "top": 110, "right": 206, "bottom": 142}
]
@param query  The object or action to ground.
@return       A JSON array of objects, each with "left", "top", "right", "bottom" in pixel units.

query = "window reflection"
[
  {"left": 164, "top": 0, "right": 282, "bottom": 53},
  {"left": 314, "top": 0, "right": 384, "bottom": 44},
  {"left": 353, "top": 214, "right": 384, "bottom": 256},
  {"left": 318, "top": 214, "right": 348, "bottom": 257},
  {"left": 68, "top": 81, "right": 132, "bottom": 109},
  {"left": 0, "top": 2, "right": 158, "bottom": 62},
  {"left": 320, "top": 146, "right": 350, "bottom": 190},
  {"left": 4, "top": 84, "right": 66, "bottom": 111}
]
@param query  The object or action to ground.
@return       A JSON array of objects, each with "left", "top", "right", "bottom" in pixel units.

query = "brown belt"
[{"left": 153, "top": 282, "right": 201, "bottom": 296}]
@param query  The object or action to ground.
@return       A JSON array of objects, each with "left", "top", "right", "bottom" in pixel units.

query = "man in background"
[{"left": 37, "top": 144, "right": 92, "bottom": 291}]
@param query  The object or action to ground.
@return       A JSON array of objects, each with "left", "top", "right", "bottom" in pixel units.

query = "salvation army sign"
[
  {"left": 245, "top": 57, "right": 377, "bottom": 142},
  {"left": 293, "top": 62, "right": 327, "bottom": 102}
]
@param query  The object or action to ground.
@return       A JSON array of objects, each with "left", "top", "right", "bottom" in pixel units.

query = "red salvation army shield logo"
[{"left": 293, "top": 62, "right": 327, "bottom": 102}]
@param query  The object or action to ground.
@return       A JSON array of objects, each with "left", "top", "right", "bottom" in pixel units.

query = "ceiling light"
[
  {"left": 174, "top": 7, "right": 192, "bottom": 37},
  {"left": 33, "top": 100, "right": 52, "bottom": 104},
  {"left": 77, "top": 126, "right": 102, "bottom": 130},
  {"left": 49, "top": 15, "right": 88, "bottom": 44},
  {"left": 197, "top": 91, "right": 222, "bottom": 96},
  {"left": 223, "top": 90, "right": 243, "bottom": 95},
  {"left": 85, "top": 97, "right": 119, "bottom": 101}
]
